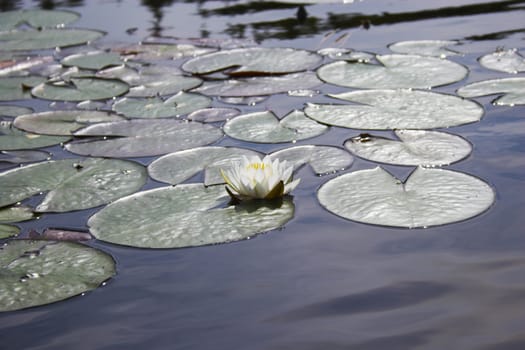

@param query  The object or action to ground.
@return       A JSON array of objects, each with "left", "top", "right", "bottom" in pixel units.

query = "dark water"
[{"left": 1, "top": 1, "right": 525, "bottom": 349}]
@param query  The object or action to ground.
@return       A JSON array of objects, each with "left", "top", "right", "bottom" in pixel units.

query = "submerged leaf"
[
  {"left": 29, "top": 228, "right": 92, "bottom": 242},
  {"left": 457, "top": 77, "right": 525, "bottom": 106},
  {"left": 317, "top": 167, "right": 494, "bottom": 228},
  {"left": 88, "top": 183, "right": 295, "bottom": 249}
]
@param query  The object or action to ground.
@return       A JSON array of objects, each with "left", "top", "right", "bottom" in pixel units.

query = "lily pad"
[
  {"left": 0, "top": 105, "right": 33, "bottom": 118},
  {"left": 457, "top": 77, "right": 525, "bottom": 106},
  {"left": 0, "top": 224, "right": 19, "bottom": 239},
  {"left": 31, "top": 78, "right": 129, "bottom": 101},
  {"left": 344, "top": 130, "right": 472, "bottom": 166},
  {"left": 304, "top": 89, "right": 483, "bottom": 130},
  {"left": 182, "top": 47, "right": 321, "bottom": 75},
  {"left": 317, "top": 167, "right": 495, "bottom": 228},
  {"left": 148, "top": 146, "right": 262, "bottom": 185},
  {"left": 0, "top": 240, "right": 115, "bottom": 312},
  {"left": 13, "top": 110, "right": 125, "bottom": 136},
  {"left": 0, "top": 29, "right": 104, "bottom": 51},
  {"left": 224, "top": 110, "right": 328, "bottom": 143},
  {"left": 0, "top": 206, "right": 34, "bottom": 223},
  {"left": 192, "top": 72, "right": 322, "bottom": 97},
  {"left": 0, "top": 150, "right": 50, "bottom": 164},
  {"left": 126, "top": 75, "right": 202, "bottom": 97},
  {"left": 479, "top": 49, "right": 525, "bottom": 74},
  {"left": 269, "top": 145, "right": 353, "bottom": 175},
  {"left": 113, "top": 92, "right": 211, "bottom": 118},
  {"left": 388, "top": 40, "right": 461, "bottom": 57},
  {"left": 66, "top": 119, "right": 223, "bottom": 158},
  {"left": 317, "top": 54, "right": 468, "bottom": 89},
  {"left": 187, "top": 107, "right": 240, "bottom": 123},
  {"left": 317, "top": 48, "right": 374, "bottom": 62},
  {"left": 0, "top": 9, "right": 79, "bottom": 31},
  {"left": 61, "top": 51, "right": 124, "bottom": 70},
  {"left": 112, "top": 43, "right": 214, "bottom": 61},
  {"left": 88, "top": 183, "right": 295, "bottom": 249},
  {"left": 0, "top": 158, "right": 147, "bottom": 212},
  {"left": 0, "top": 76, "right": 46, "bottom": 101},
  {"left": 0, "top": 121, "right": 70, "bottom": 151}
]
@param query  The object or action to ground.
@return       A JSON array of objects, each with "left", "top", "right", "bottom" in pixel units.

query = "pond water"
[{"left": 1, "top": 0, "right": 525, "bottom": 349}]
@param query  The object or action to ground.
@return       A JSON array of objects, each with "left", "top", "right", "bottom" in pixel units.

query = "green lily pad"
[
  {"left": 13, "top": 110, "right": 125, "bottom": 136},
  {"left": 113, "top": 92, "right": 211, "bottom": 118},
  {"left": 0, "top": 158, "right": 147, "bottom": 212},
  {"left": 0, "top": 150, "right": 50, "bottom": 164},
  {"left": 0, "top": 29, "right": 104, "bottom": 51},
  {"left": 0, "top": 76, "right": 46, "bottom": 101},
  {"left": 148, "top": 146, "right": 262, "bottom": 185},
  {"left": 66, "top": 119, "right": 223, "bottom": 158},
  {"left": 0, "top": 206, "right": 34, "bottom": 223},
  {"left": 61, "top": 51, "right": 124, "bottom": 70},
  {"left": 224, "top": 110, "right": 328, "bottom": 143},
  {"left": 0, "top": 121, "right": 70, "bottom": 151},
  {"left": 126, "top": 75, "right": 202, "bottom": 97},
  {"left": 388, "top": 40, "right": 461, "bottom": 57},
  {"left": 457, "top": 77, "right": 525, "bottom": 106},
  {"left": 304, "top": 89, "right": 483, "bottom": 130},
  {"left": 479, "top": 49, "right": 525, "bottom": 74},
  {"left": 187, "top": 107, "right": 240, "bottom": 123},
  {"left": 317, "top": 54, "right": 468, "bottom": 89},
  {"left": 182, "top": 47, "right": 321, "bottom": 75},
  {"left": 344, "top": 130, "right": 472, "bottom": 166},
  {"left": 0, "top": 224, "right": 19, "bottom": 239},
  {"left": 31, "top": 78, "right": 129, "bottom": 101},
  {"left": 269, "top": 145, "right": 353, "bottom": 175},
  {"left": 192, "top": 72, "right": 322, "bottom": 97},
  {"left": 0, "top": 105, "right": 33, "bottom": 118},
  {"left": 88, "top": 183, "right": 295, "bottom": 249},
  {"left": 0, "top": 240, "right": 115, "bottom": 312},
  {"left": 0, "top": 9, "right": 79, "bottom": 31},
  {"left": 317, "top": 167, "right": 495, "bottom": 228}
]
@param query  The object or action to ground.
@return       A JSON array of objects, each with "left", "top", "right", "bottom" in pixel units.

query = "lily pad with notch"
[
  {"left": 457, "top": 77, "right": 525, "bottom": 106},
  {"left": 0, "top": 76, "right": 46, "bottom": 101},
  {"left": 479, "top": 49, "right": 525, "bottom": 74},
  {"left": 269, "top": 145, "right": 353, "bottom": 175},
  {"left": 61, "top": 51, "right": 124, "bottom": 70},
  {"left": 0, "top": 121, "right": 70, "bottom": 151},
  {"left": 31, "top": 77, "right": 129, "bottom": 101}
]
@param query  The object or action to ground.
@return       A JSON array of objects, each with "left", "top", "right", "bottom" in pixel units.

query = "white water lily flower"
[{"left": 220, "top": 155, "right": 300, "bottom": 201}]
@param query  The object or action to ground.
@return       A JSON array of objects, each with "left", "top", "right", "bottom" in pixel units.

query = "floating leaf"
[
  {"left": 0, "top": 224, "right": 19, "bottom": 239},
  {"left": 0, "top": 206, "right": 34, "bottom": 223},
  {"left": 126, "top": 75, "right": 202, "bottom": 97},
  {"left": 317, "top": 48, "right": 374, "bottom": 62},
  {"left": 0, "top": 240, "right": 115, "bottom": 312},
  {"left": 344, "top": 130, "right": 472, "bottom": 166},
  {"left": 29, "top": 228, "right": 91, "bottom": 242},
  {"left": 88, "top": 183, "right": 295, "bottom": 249},
  {"left": 61, "top": 51, "right": 123, "bottom": 70},
  {"left": 317, "top": 54, "right": 468, "bottom": 89},
  {"left": 0, "top": 105, "right": 33, "bottom": 118},
  {"left": 0, "top": 9, "right": 79, "bottom": 31},
  {"left": 148, "top": 146, "right": 262, "bottom": 185},
  {"left": 0, "top": 29, "right": 104, "bottom": 51},
  {"left": 269, "top": 145, "right": 353, "bottom": 175},
  {"left": 224, "top": 110, "right": 328, "bottom": 143},
  {"left": 457, "top": 77, "right": 525, "bottom": 106},
  {"left": 13, "top": 110, "right": 125, "bottom": 136},
  {"left": 182, "top": 47, "right": 321, "bottom": 75},
  {"left": 317, "top": 167, "right": 494, "bottom": 228},
  {"left": 0, "top": 121, "right": 70, "bottom": 151},
  {"left": 0, "top": 150, "right": 50, "bottom": 164},
  {"left": 479, "top": 49, "right": 525, "bottom": 74},
  {"left": 0, "top": 158, "right": 147, "bottom": 212},
  {"left": 187, "top": 107, "right": 240, "bottom": 123},
  {"left": 31, "top": 78, "right": 129, "bottom": 101},
  {"left": 193, "top": 72, "right": 322, "bottom": 97},
  {"left": 113, "top": 92, "right": 211, "bottom": 118},
  {"left": 388, "top": 40, "right": 460, "bottom": 57},
  {"left": 112, "top": 43, "right": 214, "bottom": 61},
  {"left": 304, "top": 89, "right": 483, "bottom": 130},
  {"left": 0, "top": 76, "right": 46, "bottom": 101},
  {"left": 66, "top": 119, "right": 223, "bottom": 158}
]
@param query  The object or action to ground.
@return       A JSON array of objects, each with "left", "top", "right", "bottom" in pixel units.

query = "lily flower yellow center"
[{"left": 220, "top": 155, "right": 300, "bottom": 201}]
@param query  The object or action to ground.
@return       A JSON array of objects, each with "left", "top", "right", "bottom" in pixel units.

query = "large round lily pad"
[
  {"left": 0, "top": 29, "right": 104, "bottom": 51},
  {"left": 148, "top": 146, "right": 262, "bottom": 186},
  {"left": 317, "top": 54, "right": 468, "bottom": 89},
  {"left": 13, "top": 110, "right": 125, "bottom": 136},
  {"left": 388, "top": 40, "right": 460, "bottom": 57},
  {"left": 0, "top": 240, "right": 115, "bottom": 312},
  {"left": 31, "top": 78, "right": 129, "bottom": 101},
  {"left": 0, "top": 76, "right": 46, "bottom": 101},
  {"left": 304, "top": 89, "right": 483, "bottom": 130},
  {"left": 317, "top": 167, "right": 495, "bottom": 228},
  {"left": 182, "top": 47, "right": 321, "bottom": 75},
  {"left": 66, "top": 119, "right": 223, "bottom": 158},
  {"left": 61, "top": 51, "right": 124, "bottom": 70},
  {"left": 344, "top": 130, "right": 472, "bottom": 166},
  {"left": 223, "top": 110, "right": 328, "bottom": 143},
  {"left": 457, "top": 77, "right": 525, "bottom": 106},
  {"left": 0, "top": 158, "right": 147, "bottom": 212},
  {"left": 0, "top": 9, "right": 79, "bottom": 31},
  {"left": 88, "top": 183, "right": 295, "bottom": 249},
  {"left": 0, "top": 121, "right": 70, "bottom": 151},
  {"left": 479, "top": 49, "right": 525, "bottom": 74}
]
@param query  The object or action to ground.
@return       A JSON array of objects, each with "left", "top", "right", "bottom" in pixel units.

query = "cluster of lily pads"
[{"left": 1, "top": 9, "right": 524, "bottom": 311}]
